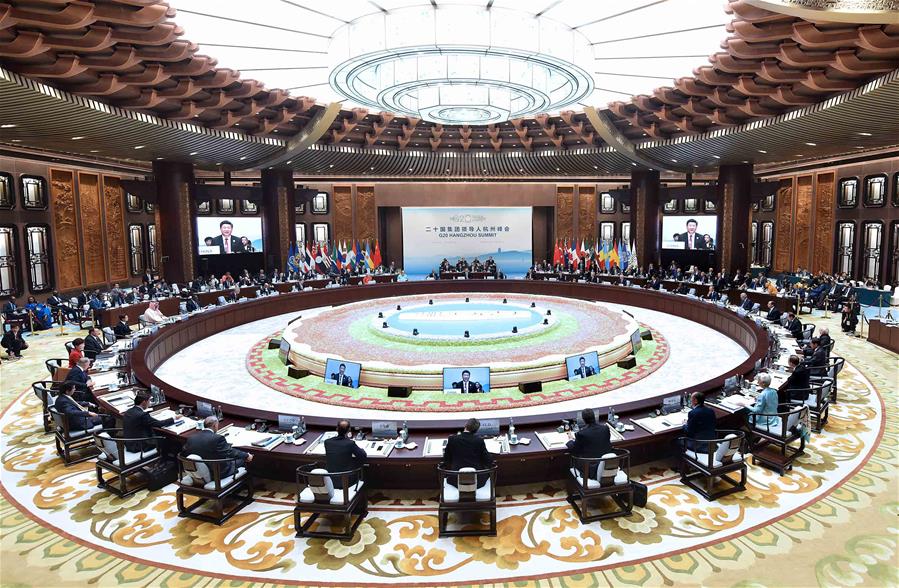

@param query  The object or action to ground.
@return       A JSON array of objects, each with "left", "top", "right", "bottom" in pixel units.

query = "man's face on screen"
[
  {"left": 462, "top": 372, "right": 470, "bottom": 383},
  {"left": 686, "top": 221, "right": 697, "bottom": 234},
  {"left": 220, "top": 223, "right": 233, "bottom": 238}
]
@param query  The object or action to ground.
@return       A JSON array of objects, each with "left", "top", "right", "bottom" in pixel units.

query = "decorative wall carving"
[
  {"left": 77, "top": 172, "right": 107, "bottom": 285},
  {"left": 178, "top": 181, "right": 195, "bottom": 279},
  {"left": 333, "top": 185, "right": 353, "bottom": 243},
  {"left": 356, "top": 186, "right": 377, "bottom": 242},
  {"left": 102, "top": 175, "right": 128, "bottom": 282},
  {"left": 577, "top": 186, "right": 597, "bottom": 240},
  {"left": 49, "top": 169, "right": 82, "bottom": 290},
  {"left": 277, "top": 185, "right": 290, "bottom": 264},
  {"left": 773, "top": 180, "right": 794, "bottom": 272},
  {"left": 792, "top": 175, "right": 814, "bottom": 271},
  {"left": 556, "top": 186, "right": 574, "bottom": 240},
  {"left": 812, "top": 172, "right": 836, "bottom": 274},
  {"left": 720, "top": 181, "right": 734, "bottom": 270}
]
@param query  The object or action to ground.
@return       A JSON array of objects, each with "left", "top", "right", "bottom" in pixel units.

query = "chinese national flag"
[
  {"left": 552, "top": 240, "right": 562, "bottom": 265},
  {"left": 372, "top": 240, "right": 383, "bottom": 267}
]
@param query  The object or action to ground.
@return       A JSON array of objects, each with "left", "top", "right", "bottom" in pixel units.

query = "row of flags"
[
  {"left": 286, "top": 240, "right": 383, "bottom": 274},
  {"left": 552, "top": 238, "right": 638, "bottom": 271}
]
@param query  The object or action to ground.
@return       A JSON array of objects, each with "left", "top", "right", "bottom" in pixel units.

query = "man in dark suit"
[
  {"left": 1, "top": 324, "right": 28, "bottom": 359},
  {"left": 443, "top": 418, "right": 493, "bottom": 486},
  {"left": 54, "top": 382, "right": 104, "bottom": 432},
  {"left": 452, "top": 370, "right": 483, "bottom": 393},
  {"left": 182, "top": 416, "right": 252, "bottom": 478},
  {"left": 83, "top": 327, "right": 108, "bottom": 360},
  {"left": 330, "top": 363, "right": 353, "bottom": 387},
  {"left": 122, "top": 391, "right": 175, "bottom": 451},
  {"left": 64, "top": 357, "right": 94, "bottom": 399},
  {"left": 47, "top": 290, "right": 79, "bottom": 322},
  {"left": 781, "top": 355, "right": 811, "bottom": 403},
  {"left": 738, "top": 293, "right": 755, "bottom": 311},
  {"left": 572, "top": 356, "right": 596, "bottom": 379},
  {"left": 704, "top": 286, "right": 722, "bottom": 302},
  {"left": 804, "top": 338, "right": 828, "bottom": 375},
  {"left": 674, "top": 219, "right": 708, "bottom": 250},
  {"left": 566, "top": 408, "right": 612, "bottom": 476},
  {"left": 113, "top": 314, "right": 132, "bottom": 338},
  {"left": 785, "top": 312, "right": 803, "bottom": 340},
  {"left": 324, "top": 419, "right": 367, "bottom": 488},
  {"left": 209, "top": 220, "right": 244, "bottom": 254},
  {"left": 683, "top": 392, "right": 717, "bottom": 452},
  {"left": 765, "top": 301, "right": 782, "bottom": 322}
]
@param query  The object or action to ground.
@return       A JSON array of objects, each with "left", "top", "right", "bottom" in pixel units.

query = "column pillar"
[
  {"left": 153, "top": 160, "right": 195, "bottom": 283},
  {"left": 717, "top": 163, "right": 753, "bottom": 274},
  {"left": 630, "top": 170, "right": 660, "bottom": 270},
  {"left": 261, "top": 168, "right": 295, "bottom": 271}
]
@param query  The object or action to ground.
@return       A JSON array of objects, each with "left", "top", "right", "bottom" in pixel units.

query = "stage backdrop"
[{"left": 401, "top": 207, "right": 533, "bottom": 275}]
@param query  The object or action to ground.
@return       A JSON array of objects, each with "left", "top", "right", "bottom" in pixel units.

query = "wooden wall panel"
[
  {"left": 773, "top": 180, "right": 794, "bottom": 272},
  {"left": 812, "top": 172, "right": 836, "bottom": 274},
  {"left": 332, "top": 185, "right": 353, "bottom": 243},
  {"left": 556, "top": 186, "right": 574, "bottom": 241},
  {"left": 577, "top": 186, "right": 597, "bottom": 241},
  {"left": 102, "top": 175, "right": 128, "bottom": 281},
  {"left": 356, "top": 185, "right": 376, "bottom": 242},
  {"left": 49, "top": 168, "right": 82, "bottom": 290},
  {"left": 77, "top": 172, "right": 107, "bottom": 285},
  {"left": 792, "top": 175, "right": 814, "bottom": 271}
]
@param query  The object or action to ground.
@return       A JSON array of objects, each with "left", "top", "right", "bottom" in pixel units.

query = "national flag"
[
  {"left": 335, "top": 241, "right": 344, "bottom": 270},
  {"left": 629, "top": 240, "right": 638, "bottom": 270},
  {"left": 303, "top": 242, "right": 313, "bottom": 273},
  {"left": 596, "top": 241, "right": 606, "bottom": 269},
  {"left": 610, "top": 240, "right": 620, "bottom": 268},
  {"left": 580, "top": 238, "right": 587, "bottom": 258},
  {"left": 372, "top": 240, "right": 383, "bottom": 268},
  {"left": 364, "top": 241, "right": 374, "bottom": 270},
  {"left": 584, "top": 241, "right": 592, "bottom": 271},
  {"left": 346, "top": 240, "right": 357, "bottom": 268},
  {"left": 602, "top": 240, "right": 611, "bottom": 271},
  {"left": 620, "top": 239, "right": 629, "bottom": 271},
  {"left": 286, "top": 242, "right": 297, "bottom": 273},
  {"left": 552, "top": 240, "right": 562, "bottom": 265}
]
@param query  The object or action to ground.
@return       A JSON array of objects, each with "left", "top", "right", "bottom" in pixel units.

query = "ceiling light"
[
  {"left": 134, "top": 145, "right": 145, "bottom": 149},
  {"left": 189, "top": 151, "right": 198, "bottom": 155},
  {"left": 757, "top": 150, "right": 767, "bottom": 153},
  {"left": 287, "top": 160, "right": 292, "bottom": 164},
  {"left": 854, "top": 145, "right": 865, "bottom": 149},
  {"left": 155, "top": 157, "right": 164, "bottom": 160},
  {"left": 89, "top": 149, "right": 99, "bottom": 152},
  {"left": 0, "top": 124, "right": 15, "bottom": 128},
  {"left": 804, "top": 142, "right": 816, "bottom": 146},
  {"left": 712, "top": 155, "right": 720, "bottom": 159},
  {"left": 329, "top": 164, "right": 334, "bottom": 168},
  {"left": 239, "top": 156, "right": 247, "bottom": 160},
  {"left": 11, "top": 139, "right": 21, "bottom": 142},
  {"left": 71, "top": 136, "right": 85, "bottom": 140},
  {"left": 671, "top": 159, "right": 677, "bottom": 162},
  {"left": 857, "top": 132, "right": 872, "bottom": 136}
]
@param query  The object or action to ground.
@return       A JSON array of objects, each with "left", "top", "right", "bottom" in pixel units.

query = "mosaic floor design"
[{"left": 1, "top": 316, "right": 896, "bottom": 587}]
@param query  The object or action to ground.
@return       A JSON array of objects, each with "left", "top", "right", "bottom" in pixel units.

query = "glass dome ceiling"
[{"left": 170, "top": 0, "right": 730, "bottom": 123}]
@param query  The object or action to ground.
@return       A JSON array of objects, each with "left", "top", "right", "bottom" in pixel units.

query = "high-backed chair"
[
  {"left": 751, "top": 302, "right": 761, "bottom": 313},
  {"left": 64, "top": 341, "right": 74, "bottom": 354},
  {"left": 45, "top": 358, "right": 66, "bottom": 380},
  {"left": 101, "top": 327, "right": 117, "bottom": 345},
  {"left": 811, "top": 356, "right": 845, "bottom": 402},
  {"left": 437, "top": 463, "right": 498, "bottom": 537},
  {"left": 567, "top": 448, "right": 634, "bottom": 522},
  {"left": 677, "top": 431, "right": 746, "bottom": 500},
  {"left": 176, "top": 453, "right": 253, "bottom": 525},
  {"left": 94, "top": 429, "right": 163, "bottom": 497},
  {"left": 799, "top": 323, "right": 815, "bottom": 344},
  {"left": 747, "top": 404, "right": 808, "bottom": 474},
  {"left": 138, "top": 315, "right": 152, "bottom": 328},
  {"left": 790, "top": 379, "right": 832, "bottom": 433},
  {"left": 32, "top": 380, "right": 60, "bottom": 433},
  {"left": 720, "top": 294, "right": 729, "bottom": 306},
  {"left": 49, "top": 406, "right": 101, "bottom": 465},
  {"left": 294, "top": 464, "right": 367, "bottom": 539}
]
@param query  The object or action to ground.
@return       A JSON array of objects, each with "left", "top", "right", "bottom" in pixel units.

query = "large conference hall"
[{"left": 1, "top": 0, "right": 898, "bottom": 586}]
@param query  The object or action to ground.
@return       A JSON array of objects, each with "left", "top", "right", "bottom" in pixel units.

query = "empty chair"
[
  {"left": 294, "top": 464, "right": 367, "bottom": 539},
  {"left": 688, "top": 288, "right": 696, "bottom": 296},
  {"left": 138, "top": 315, "right": 152, "bottom": 328},
  {"left": 720, "top": 294, "right": 729, "bottom": 305},
  {"left": 217, "top": 296, "right": 227, "bottom": 305},
  {"left": 567, "top": 448, "right": 634, "bottom": 522},
  {"left": 799, "top": 323, "right": 816, "bottom": 344},
  {"left": 45, "top": 358, "right": 67, "bottom": 380},
  {"left": 176, "top": 453, "right": 254, "bottom": 525},
  {"left": 49, "top": 406, "right": 102, "bottom": 465},
  {"left": 747, "top": 404, "right": 808, "bottom": 474},
  {"left": 437, "top": 463, "right": 498, "bottom": 537},
  {"left": 751, "top": 302, "right": 761, "bottom": 313},
  {"left": 101, "top": 327, "right": 117, "bottom": 345},
  {"left": 677, "top": 431, "right": 746, "bottom": 500},
  {"left": 94, "top": 429, "right": 163, "bottom": 497}
]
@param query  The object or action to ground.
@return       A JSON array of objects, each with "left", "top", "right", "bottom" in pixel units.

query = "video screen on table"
[
  {"left": 566, "top": 351, "right": 600, "bottom": 381},
  {"left": 443, "top": 367, "right": 490, "bottom": 393},
  {"left": 324, "top": 358, "right": 361, "bottom": 389},
  {"left": 196, "top": 217, "right": 263, "bottom": 255},
  {"left": 661, "top": 215, "right": 717, "bottom": 250}
]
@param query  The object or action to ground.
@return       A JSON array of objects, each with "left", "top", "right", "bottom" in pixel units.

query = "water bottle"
[
  {"left": 608, "top": 407, "right": 614, "bottom": 424},
  {"left": 291, "top": 425, "right": 300, "bottom": 440},
  {"left": 215, "top": 405, "right": 224, "bottom": 420},
  {"left": 571, "top": 418, "right": 580, "bottom": 433},
  {"left": 299, "top": 416, "right": 306, "bottom": 435},
  {"left": 508, "top": 418, "right": 517, "bottom": 444},
  {"left": 401, "top": 420, "right": 409, "bottom": 443}
]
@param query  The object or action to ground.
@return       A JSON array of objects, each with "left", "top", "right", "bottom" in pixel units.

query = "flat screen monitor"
[
  {"left": 631, "top": 329, "right": 643, "bottom": 355},
  {"left": 278, "top": 338, "right": 290, "bottom": 365},
  {"left": 196, "top": 216, "right": 263, "bottom": 255},
  {"left": 478, "top": 418, "right": 500, "bottom": 437},
  {"left": 324, "top": 358, "right": 361, "bottom": 388},
  {"left": 565, "top": 351, "right": 600, "bottom": 381},
  {"left": 661, "top": 215, "right": 717, "bottom": 250},
  {"left": 442, "top": 367, "right": 490, "bottom": 393},
  {"left": 371, "top": 421, "right": 398, "bottom": 439},
  {"left": 277, "top": 414, "right": 302, "bottom": 432},
  {"left": 196, "top": 400, "right": 214, "bottom": 418}
]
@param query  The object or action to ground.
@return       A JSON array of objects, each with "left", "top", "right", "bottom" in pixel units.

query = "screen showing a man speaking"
[
  {"left": 196, "top": 217, "right": 263, "bottom": 255},
  {"left": 661, "top": 215, "right": 717, "bottom": 250}
]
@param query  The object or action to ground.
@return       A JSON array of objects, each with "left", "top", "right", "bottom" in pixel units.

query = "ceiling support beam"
[
  {"left": 583, "top": 106, "right": 685, "bottom": 173},
  {"left": 246, "top": 101, "right": 342, "bottom": 170}
]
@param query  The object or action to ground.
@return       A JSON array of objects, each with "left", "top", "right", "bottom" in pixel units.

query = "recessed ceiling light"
[
  {"left": 854, "top": 145, "right": 865, "bottom": 149},
  {"left": 370, "top": 167, "right": 375, "bottom": 170},
  {"left": 671, "top": 159, "right": 677, "bottom": 162},
  {"left": 631, "top": 162, "right": 637, "bottom": 166},
  {"left": 71, "top": 136, "right": 85, "bottom": 140},
  {"left": 329, "top": 164, "right": 334, "bottom": 168},
  {"left": 155, "top": 157, "right": 164, "bottom": 160},
  {"left": 216, "top": 162, "right": 223, "bottom": 165},
  {"left": 757, "top": 150, "right": 767, "bottom": 153},
  {"left": 0, "top": 124, "right": 15, "bottom": 128},
  {"left": 408, "top": 168, "right": 413, "bottom": 172},
  {"left": 593, "top": 165, "right": 598, "bottom": 169},
  {"left": 134, "top": 145, "right": 145, "bottom": 149},
  {"left": 804, "top": 142, "right": 816, "bottom": 146},
  {"left": 287, "top": 160, "right": 292, "bottom": 164},
  {"left": 857, "top": 132, "right": 872, "bottom": 136},
  {"left": 189, "top": 151, "right": 198, "bottom": 155},
  {"left": 712, "top": 155, "right": 720, "bottom": 159},
  {"left": 11, "top": 139, "right": 21, "bottom": 142},
  {"left": 89, "top": 149, "right": 99, "bottom": 152}
]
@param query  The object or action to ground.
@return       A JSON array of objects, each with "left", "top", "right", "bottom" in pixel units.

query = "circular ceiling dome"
[{"left": 327, "top": 5, "right": 594, "bottom": 125}]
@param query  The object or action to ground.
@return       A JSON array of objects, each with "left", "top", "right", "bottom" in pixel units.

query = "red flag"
[
  {"left": 372, "top": 240, "right": 383, "bottom": 267},
  {"left": 552, "top": 239, "right": 562, "bottom": 265}
]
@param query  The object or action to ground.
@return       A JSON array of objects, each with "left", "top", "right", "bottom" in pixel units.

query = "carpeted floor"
[{"left": 0, "top": 314, "right": 896, "bottom": 587}]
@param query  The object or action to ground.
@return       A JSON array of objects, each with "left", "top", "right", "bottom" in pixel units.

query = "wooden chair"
[
  {"left": 567, "top": 448, "right": 634, "bottom": 522},
  {"left": 747, "top": 404, "right": 808, "bottom": 475},
  {"left": 176, "top": 453, "right": 253, "bottom": 525},
  {"left": 32, "top": 380, "right": 60, "bottom": 433},
  {"left": 811, "top": 356, "right": 845, "bottom": 402},
  {"left": 677, "top": 431, "right": 747, "bottom": 501},
  {"left": 437, "top": 463, "right": 498, "bottom": 537},
  {"left": 791, "top": 379, "right": 832, "bottom": 433},
  {"left": 45, "top": 358, "right": 67, "bottom": 380},
  {"left": 48, "top": 406, "right": 102, "bottom": 465},
  {"left": 94, "top": 429, "right": 163, "bottom": 497},
  {"left": 294, "top": 463, "right": 367, "bottom": 539},
  {"left": 799, "top": 323, "right": 815, "bottom": 344}
]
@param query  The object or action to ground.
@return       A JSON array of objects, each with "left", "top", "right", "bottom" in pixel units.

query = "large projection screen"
[{"left": 402, "top": 207, "right": 533, "bottom": 275}]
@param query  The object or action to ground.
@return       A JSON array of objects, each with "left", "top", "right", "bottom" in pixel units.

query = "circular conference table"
[{"left": 127, "top": 280, "right": 768, "bottom": 488}]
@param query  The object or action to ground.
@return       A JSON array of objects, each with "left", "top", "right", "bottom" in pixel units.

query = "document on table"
[
  {"left": 91, "top": 371, "right": 122, "bottom": 389},
  {"left": 221, "top": 428, "right": 285, "bottom": 451},
  {"left": 422, "top": 437, "right": 448, "bottom": 457},
  {"left": 356, "top": 439, "right": 394, "bottom": 457},
  {"left": 101, "top": 389, "right": 136, "bottom": 411},
  {"left": 304, "top": 432, "right": 338, "bottom": 455},
  {"left": 165, "top": 417, "right": 199, "bottom": 435},
  {"left": 632, "top": 411, "right": 688, "bottom": 435},
  {"left": 537, "top": 431, "right": 570, "bottom": 450}
]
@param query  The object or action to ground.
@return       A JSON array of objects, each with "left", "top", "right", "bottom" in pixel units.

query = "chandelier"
[{"left": 327, "top": 5, "right": 595, "bottom": 125}]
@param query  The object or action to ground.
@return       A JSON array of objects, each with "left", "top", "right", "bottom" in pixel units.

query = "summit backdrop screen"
[{"left": 401, "top": 207, "right": 532, "bottom": 274}]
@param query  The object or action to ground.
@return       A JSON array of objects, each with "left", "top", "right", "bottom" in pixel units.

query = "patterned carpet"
[{"left": 0, "top": 314, "right": 896, "bottom": 587}]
